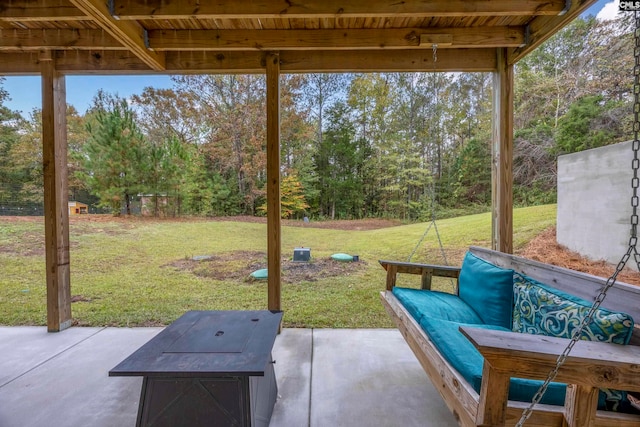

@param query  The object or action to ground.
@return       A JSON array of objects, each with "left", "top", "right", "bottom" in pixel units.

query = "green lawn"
[{"left": 0, "top": 205, "right": 556, "bottom": 328}]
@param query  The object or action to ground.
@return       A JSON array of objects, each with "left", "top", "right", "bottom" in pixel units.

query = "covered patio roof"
[
  {"left": 0, "top": 0, "right": 597, "bottom": 331},
  {"left": 1, "top": 0, "right": 593, "bottom": 73}
]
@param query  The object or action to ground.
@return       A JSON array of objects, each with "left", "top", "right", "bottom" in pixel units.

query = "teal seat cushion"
[
  {"left": 392, "top": 287, "right": 484, "bottom": 324},
  {"left": 458, "top": 252, "right": 515, "bottom": 329},
  {"left": 512, "top": 273, "right": 635, "bottom": 345},
  {"left": 418, "top": 316, "right": 567, "bottom": 405}
]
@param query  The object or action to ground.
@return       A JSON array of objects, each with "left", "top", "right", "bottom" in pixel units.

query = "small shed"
[
  {"left": 139, "top": 194, "right": 170, "bottom": 217},
  {"left": 68, "top": 201, "right": 88, "bottom": 215}
]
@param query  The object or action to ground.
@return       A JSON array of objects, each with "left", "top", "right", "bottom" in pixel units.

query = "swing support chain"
[
  {"left": 407, "top": 43, "right": 449, "bottom": 268},
  {"left": 516, "top": 11, "right": 640, "bottom": 427}
]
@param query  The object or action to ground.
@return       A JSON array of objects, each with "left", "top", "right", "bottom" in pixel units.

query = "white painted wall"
[{"left": 557, "top": 140, "right": 637, "bottom": 271}]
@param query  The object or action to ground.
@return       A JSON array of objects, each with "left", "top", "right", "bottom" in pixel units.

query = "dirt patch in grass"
[
  {"left": 0, "top": 230, "right": 45, "bottom": 256},
  {"left": 69, "top": 220, "right": 137, "bottom": 236},
  {"left": 0, "top": 236, "right": 82, "bottom": 257},
  {"left": 519, "top": 227, "right": 640, "bottom": 286},
  {"left": 3, "top": 214, "right": 401, "bottom": 234},
  {"left": 212, "top": 216, "right": 403, "bottom": 231},
  {"left": 61, "top": 214, "right": 402, "bottom": 231},
  {"left": 166, "top": 250, "right": 366, "bottom": 283}
]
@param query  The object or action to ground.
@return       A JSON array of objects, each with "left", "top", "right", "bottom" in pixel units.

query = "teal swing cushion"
[
  {"left": 392, "top": 287, "right": 483, "bottom": 324},
  {"left": 418, "top": 316, "right": 568, "bottom": 405},
  {"left": 458, "top": 252, "right": 515, "bottom": 329}
]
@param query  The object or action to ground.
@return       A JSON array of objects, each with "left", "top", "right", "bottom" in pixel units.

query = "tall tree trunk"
[
  {"left": 154, "top": 193, "right": 159, "bottom": 217},
  {"left": 125, "top": 192, "right": 131, "bottom": 215}
]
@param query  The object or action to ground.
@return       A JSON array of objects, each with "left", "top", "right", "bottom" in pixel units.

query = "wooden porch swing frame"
[{"left": 380, "top": 247, "right": 640, "bottom": 426}]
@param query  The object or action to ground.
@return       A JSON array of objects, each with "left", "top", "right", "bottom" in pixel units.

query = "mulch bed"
[{"left": 165, "top": 250, "right": 366, "bottom": 283}]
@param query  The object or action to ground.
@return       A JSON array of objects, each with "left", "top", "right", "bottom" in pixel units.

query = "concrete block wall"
[{"left": 557, "top": 140, "right": 637, "bottom": 271}]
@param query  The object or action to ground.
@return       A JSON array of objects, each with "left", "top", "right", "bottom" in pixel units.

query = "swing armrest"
[
  {"left": 378, "top": 260, "right": 460, "bottom": 291},
  {"left": 459, "top": 326, "right": 640, "bottom": 426}
]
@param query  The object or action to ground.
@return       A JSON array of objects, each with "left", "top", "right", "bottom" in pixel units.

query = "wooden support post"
[
  {"left": 266, "top": 51, "right": 281, "bottom": 312},
  {"left": 40, "top": 51, "right": 72, "bottom": 332},
  {"left": 420, "top": 270, "right": 432, "bottom": 290},
  {"left": 385, "top": 264, "right": 398, "bottom": 291},
  {"left": 491, "top": 48, "right": 514, "bottom": 254},
  {"left": 476, "top": 362, "right": 510, "bottom": 426},
  {"left": 563, "top": 384, "right": 598, "bottom": 427}
]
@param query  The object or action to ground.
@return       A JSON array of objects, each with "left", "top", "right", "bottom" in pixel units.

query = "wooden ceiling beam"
[
  {"left": 68, "top": 0, "right": 166, "bottom": 70},
  {"left": 508, "top": 0, "right": 598, "bottom": 64},
  {"left": 0, "top": 0, "right": 86, "bottom": 21},
  {"left": 0, "top": 52, "right": 41, "bottom": 74},
  {"left": 0, "top": 27, "right": 524, "bottom": 52},
  {"left": 112, "top": 0, "right": 567, "bottom": 20},
  {"left": 0, "top": 48, "right": 496, "bottom": 75},
  {"left": 0, "top": 29, "right": 126, "bottom": 51},
  {"left": 0, "top": 51, "right": 153, "bottom": 74},
  {"left": 148, "top": 27, "right": 525, "bottom": 51},
  {"left": 167, "top": 49, "right": 497, "bottom": 73},
  {"left": 281, "top": 49, "right": 496, "bottom": 72}
]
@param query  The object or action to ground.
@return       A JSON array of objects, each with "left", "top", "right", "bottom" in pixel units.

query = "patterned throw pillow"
[
  {"left": 512, "top": 273, "right": 635, "bottom": 412},
  {"left": 512, "top": 273, "right": 634, "bottom": 345}
]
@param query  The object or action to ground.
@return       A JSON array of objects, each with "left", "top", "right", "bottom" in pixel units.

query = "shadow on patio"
[{"left": 0, "top": 326, "right": 457, "bottom": 427}]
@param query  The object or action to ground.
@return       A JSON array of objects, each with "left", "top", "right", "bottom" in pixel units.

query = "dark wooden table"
[{"left": 110, "top": 310, "right": 283, "bottom": 427}]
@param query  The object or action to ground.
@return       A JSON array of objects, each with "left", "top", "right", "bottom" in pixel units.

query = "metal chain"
[
  {"left": 407, "top": 43, "right": 449, "bottom": 268},
  {"left": 516, "top": 11, "right": 640, "bottom": 426},
  {"left": 429, "top": 43, "right": 449, "bottom": 268}
]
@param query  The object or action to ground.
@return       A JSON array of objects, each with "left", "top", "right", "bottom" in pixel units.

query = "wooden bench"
[{"left": 380, "top": 246, "right": 640, "bottom": 427}]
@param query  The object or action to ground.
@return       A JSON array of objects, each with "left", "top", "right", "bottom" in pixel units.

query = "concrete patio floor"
[{"left": 0, "top": 326, "right": 458, "bottom": 427}]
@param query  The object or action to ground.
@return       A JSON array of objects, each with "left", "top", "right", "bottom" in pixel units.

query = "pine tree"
[{"left": 80, "top": 92, "right": 145, "bottom": 215}]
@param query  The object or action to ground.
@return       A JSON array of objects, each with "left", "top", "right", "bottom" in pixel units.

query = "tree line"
[{"left": 0, "top": 14, "right": 635, "bottom": 220}]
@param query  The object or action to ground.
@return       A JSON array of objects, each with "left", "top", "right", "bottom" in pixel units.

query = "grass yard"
[{"left": 0, "top": 204, "right": 556, "bottom": 328}]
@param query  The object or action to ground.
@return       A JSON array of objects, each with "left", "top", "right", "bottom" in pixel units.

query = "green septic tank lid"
[
  {"left": 331, "top": 253, "right": 353, "bottom": 262},
  {"left": 250, "top": 268, "right": 268, "bottom": 279}
]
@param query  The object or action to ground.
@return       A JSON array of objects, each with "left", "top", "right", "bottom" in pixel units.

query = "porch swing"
[{"left": 379, "top": 15, "right": 640, "bottom": 427}]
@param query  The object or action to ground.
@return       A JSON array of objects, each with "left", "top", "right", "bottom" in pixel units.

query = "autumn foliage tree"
[{"left": 258, "top": 173, "right": 309, "bottom": 219}]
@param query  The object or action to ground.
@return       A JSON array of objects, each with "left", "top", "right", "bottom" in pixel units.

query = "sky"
[{"left": 0, "top": 0, "right": 622, "bottom": 116}]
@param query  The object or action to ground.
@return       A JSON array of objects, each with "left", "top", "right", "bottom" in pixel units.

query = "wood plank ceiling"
[{"left": 0, "top": 0, "right": 597, "bottom": 75}]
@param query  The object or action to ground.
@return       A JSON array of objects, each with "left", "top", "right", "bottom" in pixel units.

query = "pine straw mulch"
[{"left": 518, "top": 227, "right": 640, "bottom": 287}]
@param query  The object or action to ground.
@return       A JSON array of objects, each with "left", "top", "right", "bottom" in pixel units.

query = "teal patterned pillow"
[
  {"left": 512, "top": 273, "right": 636, "bottom": 412},
  {"left": 512, "top": 273, "right": 634, "bottom": 345}
]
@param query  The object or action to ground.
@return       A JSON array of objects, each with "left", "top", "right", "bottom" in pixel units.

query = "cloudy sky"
[{"left": 597, "top": 0, "right": 622, "bottom": 21}]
